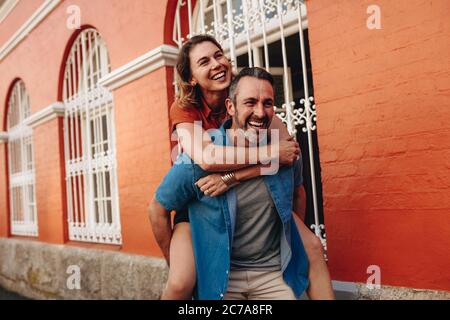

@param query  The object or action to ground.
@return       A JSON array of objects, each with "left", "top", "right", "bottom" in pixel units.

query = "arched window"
[
  {"left": 62, "top": 28, "right": 121, "bottom": 245},
  {"left": 173, "top": 0, "right": 328, "bottom": 254},
  {"left": 7, "top": 80, "right": 38, "bottom": 237}
]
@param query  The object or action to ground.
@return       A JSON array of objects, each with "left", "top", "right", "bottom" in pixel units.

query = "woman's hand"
[
  {"left": 278, "top": 136, "right": 301, "bottom": 165},
  {"left": 195, "top": 174, "right": 230, "bottom": 197}
]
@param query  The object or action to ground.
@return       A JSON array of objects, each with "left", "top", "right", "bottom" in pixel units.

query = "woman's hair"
[{"left": 176, "top": 34, "right": 224, "bottom": 109}]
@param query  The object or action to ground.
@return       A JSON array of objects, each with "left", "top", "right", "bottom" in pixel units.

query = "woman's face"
[{"left": 189, "top": 41, "right": 232, "bottom": 95}]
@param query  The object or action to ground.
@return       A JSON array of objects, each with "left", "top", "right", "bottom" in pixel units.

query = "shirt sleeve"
[
  {"left": 155, "top": 156, "right": 196, "bottom": 211},
  {"left": 293, "top": 157, "right": 304, "bottom": 188},
  {"left": 169, "top": 101, "right": 201, "bottom": 132}
]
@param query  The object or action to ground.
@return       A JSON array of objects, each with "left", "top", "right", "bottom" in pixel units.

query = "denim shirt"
[{"left": 155, "top": 120, "right": 309, "bottom": 300}]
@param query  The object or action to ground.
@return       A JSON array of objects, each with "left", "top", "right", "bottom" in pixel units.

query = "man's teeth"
[
  {"left": 249, "top": 121, "right": 264, "bottom": 128},
  {"left": 212, "top": 71, "right": 225, "bottom": 80}
]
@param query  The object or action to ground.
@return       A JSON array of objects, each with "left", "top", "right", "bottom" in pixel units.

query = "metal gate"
[{"left": 173, "top": 0, "right": 327, "bottom": 253}]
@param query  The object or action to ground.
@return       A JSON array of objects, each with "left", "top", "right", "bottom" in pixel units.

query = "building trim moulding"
[
  {"left": 99, "top": 44, "right": 179, "bottom": 91},
  {"left": 23, "top": 102, "right": 65, "bottom": 128},
  {"left": 0, "top": 131, "right": 8, "bottom": 143},
  {"left": 0, "top": 0, "right": 19, "bottom": 25},
  {"left": 0, "top": 0, "right": 61, "bottom": 62}
]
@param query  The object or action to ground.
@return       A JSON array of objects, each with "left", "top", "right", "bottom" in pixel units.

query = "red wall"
[{"left": 307, "top": 0, "right": 450, "bottom": 291}]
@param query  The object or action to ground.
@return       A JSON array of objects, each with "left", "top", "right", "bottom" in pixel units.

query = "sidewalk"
[{"left": 0, "top": 286, "right": 28, "bottom": 300}]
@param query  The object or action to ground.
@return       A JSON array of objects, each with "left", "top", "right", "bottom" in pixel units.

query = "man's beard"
[{"left": 233, "top": 114, "right": 271, "bottom": 147}]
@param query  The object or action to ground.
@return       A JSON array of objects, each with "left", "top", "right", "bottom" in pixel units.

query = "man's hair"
[
  {"left": 175, "top": 34, "right": 224, "bottom": 109},
  {"left": 228, "top": 67, "right": 275, "bottom": 105}
]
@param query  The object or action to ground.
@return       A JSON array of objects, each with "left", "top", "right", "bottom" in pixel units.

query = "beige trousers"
[{"left": 224, "top": 270, "right": 297, "bottom": 300}]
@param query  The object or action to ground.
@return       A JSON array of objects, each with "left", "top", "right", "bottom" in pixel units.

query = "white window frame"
[
  {"left": 0, "top": 0, "right": 19, "bottom": 25},
  {"left": 62, "top": 28, "right": 122, "bottom": 245},
  {"left": 7, "top": 80, "right": 38, "bottom": 237}
]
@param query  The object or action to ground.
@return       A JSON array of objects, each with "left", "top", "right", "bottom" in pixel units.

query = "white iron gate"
[
  {"left": 62, "top": 28, "right": 122, "bottom": 244},
  {"left": 173, "top": 0, "right": 327, "bottom": 253}
]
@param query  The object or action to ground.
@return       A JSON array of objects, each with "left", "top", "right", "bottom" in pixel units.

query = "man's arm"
[
  {"left": 293, "top": 185, "right": 307, "bottom": 222},
  {"left": 176, "top": 122, "right": 299, "bottom": 171},
  {"left": 292, "top": 156, "right": 306, "bottom": 221},
  {"left": 147, "top": 158, "right": 196, "bottom": 265},
  {"left": 148, "top": 197, "right": 172, "bottom": 265}
]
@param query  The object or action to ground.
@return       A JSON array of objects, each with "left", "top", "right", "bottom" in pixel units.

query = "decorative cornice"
[
  {"left": 99, "top": 44, "right": 179, "bottom": 91},
  {"left": 0, "top": 0, "right": 61, "bottom": 62},
  {"left": 0, "top": 131, "right": 8, "bottom": 143},
  {"left": 23, "top": 102, "right": 65, "bottom": 128},
  {"left": 0, "top": 0, "right": 19, "bottom": 25}
]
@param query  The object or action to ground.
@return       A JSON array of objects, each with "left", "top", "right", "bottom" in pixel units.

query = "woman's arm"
[
  {"left": 176, "top": 119, "right": 299, "bottom": 172},
  {"left": 270, "top": 115, "right": 292, "bottom": 140},
  {"left": 195, "top": 164, "right": 266, "bottom": 196}
]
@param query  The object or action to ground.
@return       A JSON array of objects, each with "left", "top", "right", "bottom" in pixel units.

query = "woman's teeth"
[{"left": 212, "top": 71, "right": 226, "bottom": 80}]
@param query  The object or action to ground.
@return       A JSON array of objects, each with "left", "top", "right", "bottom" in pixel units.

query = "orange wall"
[
  {"left": 307, "top": 0, "right": 450, "bottom": 291},
  {"left": 33, "top": 118, "right": 66, "bottom": 244},
  {"left": 113, "top": 67, "right": 174, "bottom": 256}
]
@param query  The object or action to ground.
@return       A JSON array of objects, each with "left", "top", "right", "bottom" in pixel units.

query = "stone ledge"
[
  {"left": 355, "top": 283, "right": 450, "bottom": 300},
  {"left": 0, "top": 238, "right": 168, "bottom": 300},
  {"left": 332, "top": 280, "right": 450, "bottom": 300}
]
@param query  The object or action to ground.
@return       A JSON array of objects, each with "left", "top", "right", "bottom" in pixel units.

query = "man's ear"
[{"left": 225, "top": 98, "right": 235, "bottom": 116}]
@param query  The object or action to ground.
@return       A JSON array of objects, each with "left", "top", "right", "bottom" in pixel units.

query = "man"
[{"left": 149, "top": 67, "right": 309, "bottom": 300}]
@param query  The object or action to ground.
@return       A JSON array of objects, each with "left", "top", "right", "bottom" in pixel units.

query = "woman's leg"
[
  {"left": 161, "top": 222, "right": 197, "bottom": 300},
  {"left": 294, "top": 216, "right": 335, "bottom": 300}
]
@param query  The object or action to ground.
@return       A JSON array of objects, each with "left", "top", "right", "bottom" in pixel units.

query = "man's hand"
[{"left": 195, "top": 174, "right": 230, "bottom": 197}]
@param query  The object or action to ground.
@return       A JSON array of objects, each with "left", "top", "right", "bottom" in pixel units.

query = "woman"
[{"left": 155, "top": 34, "right": 334, "bottom": 300}]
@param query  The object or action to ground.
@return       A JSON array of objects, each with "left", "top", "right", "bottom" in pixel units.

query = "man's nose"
[{"left": 253, "top": 102, "right": 265, "bottom": 118}]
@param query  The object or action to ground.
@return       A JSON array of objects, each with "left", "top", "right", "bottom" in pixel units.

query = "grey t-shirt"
[{"left": 230, "top": 177, "right": 281, "bottom": 271}]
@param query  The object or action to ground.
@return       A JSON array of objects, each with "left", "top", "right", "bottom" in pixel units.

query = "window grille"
[
  {"left": 62, "top": 28, "right": 121, "bottom": 244},
  {"left": 7, "top": 80, "right": 38, "bottom": 237}
]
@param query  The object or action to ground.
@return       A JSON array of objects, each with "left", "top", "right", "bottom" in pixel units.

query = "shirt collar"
[
  {"left": 200, "top": 96, "right": 213, "bottom": 118},
  {"left": 219, "top": 119, "right": 233, "bottom": 146}
]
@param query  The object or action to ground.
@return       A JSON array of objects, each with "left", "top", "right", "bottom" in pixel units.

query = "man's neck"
[{"left": 227, "top": 121, "right": 248, "bottom": 148}]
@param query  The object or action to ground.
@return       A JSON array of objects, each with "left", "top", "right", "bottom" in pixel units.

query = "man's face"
[{"left": 226, "top": 76, "right": 275, "bottom": 145}]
